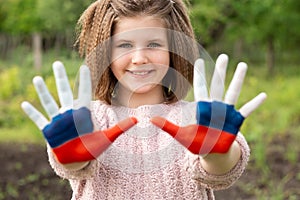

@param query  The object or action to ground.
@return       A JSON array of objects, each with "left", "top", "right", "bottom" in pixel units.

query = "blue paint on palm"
[{"left": 42, "top": 107, "right": 93, "bottom": 148}]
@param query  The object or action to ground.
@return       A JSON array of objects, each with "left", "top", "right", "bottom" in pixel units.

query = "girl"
[{"left": 22, "top": 0, "right": 266, "bottom": 199}]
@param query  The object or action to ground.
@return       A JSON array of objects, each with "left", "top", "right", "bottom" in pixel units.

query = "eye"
[
  {"left": 118, "top": 43, "right": 133, "bottom": 48},
  {"left": 148, "top": 42, "right": 161, "bottom": 48}
]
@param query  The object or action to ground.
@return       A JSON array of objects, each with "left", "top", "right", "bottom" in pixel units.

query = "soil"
[{"left": 0, "top": 134, "right": 299, "bottom": 200}]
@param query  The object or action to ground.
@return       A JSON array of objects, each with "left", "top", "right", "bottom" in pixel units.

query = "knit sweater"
[{"left": 47, "top": 100, "right": 250, "bottom": 200}]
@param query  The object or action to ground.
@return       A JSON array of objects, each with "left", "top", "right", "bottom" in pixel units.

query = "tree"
[
  {"left": 2, "top": 0, "right": 44, "bottom": 70},
  {"left": 189, "top": 0, "right": 300, "bottom": 73},
  {"left": 189, "top": 0, "right": 233, "bottom": 46},
  {"left": 0, "top": 0, "right": 94, "bottom": 70},
  {"left": 36, "top": 0, "right": 94, "bottom": 50},
  {"left": 224, "top": 0, "right": 300, "bottom": 73}
]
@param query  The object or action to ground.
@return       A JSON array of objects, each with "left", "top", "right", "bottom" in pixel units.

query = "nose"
[{"left": 131, "top": 48, "right": 148, "bottom": 65}]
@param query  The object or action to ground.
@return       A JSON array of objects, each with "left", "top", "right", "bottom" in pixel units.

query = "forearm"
[{"left": 200, "top": 140, "right": 241, "bottom": 175}]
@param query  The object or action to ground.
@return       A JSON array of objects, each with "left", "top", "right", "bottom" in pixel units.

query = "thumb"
[
  {"left": 150, "top": 116, "right": 180, "bottom": 138},
  {"left": 104, "top": 117, "right": 138, "bottom": 142},
  {"left": 151, "top": 117, "right": 199, "bottom": 153}
]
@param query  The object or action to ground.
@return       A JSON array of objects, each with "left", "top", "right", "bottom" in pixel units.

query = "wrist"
[
  {"left": 200, "top": 141, "right": 241, "bottom": 175},
  {"left": 60, "top": 161, "right": 90, "bottom": 171}
]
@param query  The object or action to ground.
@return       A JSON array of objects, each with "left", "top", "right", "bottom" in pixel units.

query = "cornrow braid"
[
  {"left": 76, "top": 0, "right": 116, "bottom": 101},
  {"left": 77, "top": 0, "right": 110, "bottom": 56}
]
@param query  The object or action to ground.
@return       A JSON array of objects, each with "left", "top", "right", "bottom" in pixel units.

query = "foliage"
[
  {"left": 0, "top": 50, "right": 299, "bottom": 199},
  {"left": 189, "top": 0, "right": 227, "bottom": 45},
  {"left": 0, "top": 66, "right": 21, "bottom": 99},
  {"left": 237, "top": 65, "right": 300, "bottom": 170},
  {"left": 0, "top": 49, "right": 299, "bottom": 149},
  {"left": 0, "top": 0, "right": 93, "bottom": 35},
  {"left": 1, "top": 1, "right": 299, "bottom": 51},
  {"left": 0, "top": 2, "right": 299, "bottom": 198},
  {"left": 189, "top": 0, "right": 300, "bottom": 47},
  {"left": 36, "top": 0, "right": 94, "bottom": 35},
  {"left": 1, "top": 0, "right": 43, "bottom": 34},
  {"left": 189, "top": 0, "right": 300, "bottom": 72},
  {"left": 0, "top": 47, "right": 82, "bottom": 129},
  {"left": 0, "top": 66, "right": 23, "bottom": 127}
]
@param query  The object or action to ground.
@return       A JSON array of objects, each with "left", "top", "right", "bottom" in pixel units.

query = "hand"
[
  {"left": 21, "top": 61, "right": 137, "bottom": 164},
  {"left": 151, "top": 54, "right": 267, "bottom": 154}
]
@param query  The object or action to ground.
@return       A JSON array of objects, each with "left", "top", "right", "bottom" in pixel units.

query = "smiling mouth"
[{"left": 127, "top": 70, "right": 154, "bottom": 76}]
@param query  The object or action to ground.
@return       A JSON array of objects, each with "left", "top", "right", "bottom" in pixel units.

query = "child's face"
[{"left": 111, "top": 16, "right": 170, "bottom": 95}]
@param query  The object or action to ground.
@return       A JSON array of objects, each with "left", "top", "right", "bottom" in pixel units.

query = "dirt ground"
[{"left": 0, "top": 135, "right": 299, "bottom": 200}]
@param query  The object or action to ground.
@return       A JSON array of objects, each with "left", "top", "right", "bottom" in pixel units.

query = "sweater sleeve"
[{"left": 185, "top": 133, "right": 250, "bottom": 190}]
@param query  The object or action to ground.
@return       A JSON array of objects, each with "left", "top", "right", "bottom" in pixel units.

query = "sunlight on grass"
[{"left": 0, "top": 124, "right": 44, "bottom": 144}]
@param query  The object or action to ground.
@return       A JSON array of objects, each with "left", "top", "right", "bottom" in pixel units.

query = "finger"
[
  {"left": 53, "top": 61, "right": 73, "bottom": 112},
  {"left": 224, "top": 62, "right": 248, "bottom": 105},
  {"left": 33, "top": 76, "right": 59, "bottom": 118},
  {"left": 104, "top": 117, "right": 138, "bottom": 141},
  {"left": 151, "top": 117, "right": 180, "bottom": 137},
  {"left": 210, "top": 54, "right": 228, "bottom": 101},
  {"left": 73, "top": 117, "right": 138, "bottom": 162},
  {"left": 77, "top": 65, "right": 92, "bottom": 108},
  {"left": 193, "top": 59, "right": 209, "bottom": 101},
  {"left": 239, "top": 92, "right": 267, "bottom": 117},
  {"left": 21, "top": 101, "right": 49, "bottom": 130},
  {"left": 151, "top": 117, "right": 199, "bottom": 153}
]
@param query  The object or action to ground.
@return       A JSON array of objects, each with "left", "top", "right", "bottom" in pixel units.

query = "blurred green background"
[{"left": 0, "top": 0, "right": 299, "bottom": 199}]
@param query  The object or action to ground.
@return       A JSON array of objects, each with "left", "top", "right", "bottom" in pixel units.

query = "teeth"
[{"left": 131, "top": 71, "right": 149, "bottom": 75}]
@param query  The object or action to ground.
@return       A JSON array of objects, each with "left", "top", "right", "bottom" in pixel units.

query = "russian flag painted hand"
[
  {"left": 152, "top": 54, "right": 267, "bottom": 155},
  {"left": 21, "top": 61, "right": 137, "bottom": 164}
]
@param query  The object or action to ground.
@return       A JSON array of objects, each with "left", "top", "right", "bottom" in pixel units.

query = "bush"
[{"left": 0, "top": 66, "right": 21, "bottom": 99}]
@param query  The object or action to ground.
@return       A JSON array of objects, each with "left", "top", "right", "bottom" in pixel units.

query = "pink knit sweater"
[{"left": 48, "top": 100, "right": 250, "bottom": 200}]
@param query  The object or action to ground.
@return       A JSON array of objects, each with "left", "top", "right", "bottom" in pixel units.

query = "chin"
[{"left": 129, "top": 83, "right": 158, "bottom": 94}]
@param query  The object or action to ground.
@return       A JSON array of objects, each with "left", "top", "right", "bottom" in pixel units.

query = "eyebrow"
[
  {"left": 111, "top": 39, "right": 132, "bottom": 46},
  {"left": 112, "top": 38, "right": 167, "bottom": 44},
  {"left": 148, "top": 38, "right": 167, "bottom": 43},
  {"left": 112, "top": 39, "right": 131, "bottom": 43}
]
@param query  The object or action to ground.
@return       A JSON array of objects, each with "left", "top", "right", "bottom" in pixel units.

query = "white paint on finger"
[
  {"left": 78, "top": 65, "right": 92, "bottom": 108},
  {"left": 21, "top": 101, "right": 49, "bottom": 130},
  {"left": 52, "top": 61, "right": 73, "bottom": 111},
  {"left": 224, "top": 62, "right": 248, "bottom": 105},
  {"left": 210, "top": 54, "right": 228, "bottom": 101},
  {"left": 193, "top": 59, "right": 208, "bottom": 101},
  {"left": 239, "top": 92, "right": 267, "bottom": 117},
  {"left": 33, "top": 76, "right": 59, "bottom": 118}
]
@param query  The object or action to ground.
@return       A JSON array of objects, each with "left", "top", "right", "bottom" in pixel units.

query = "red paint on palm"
[
  {"left": 53, "top": 117, "right": 137, "bottom": 164},
  {"left": 151, "top": 116, "right": 236, "bottom": 154}
]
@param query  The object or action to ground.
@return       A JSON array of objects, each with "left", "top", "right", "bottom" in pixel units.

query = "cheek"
[
  {"left": 110, "top": 62, "right": 122, "bottom": 80},
  {"left": 151, "top": 50, "right": 170, "bottom": 66},
  {"left": 111, "top": 50, "right": 129, "bottom": 64},
  {"left": 111, "top": 53, "right": 130, "bottom": 73}
]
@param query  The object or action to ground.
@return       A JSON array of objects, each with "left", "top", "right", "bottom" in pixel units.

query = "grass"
[
  {"left": 0, "top": 123, "right": 44, "bottom": 144},
  {"left": 0, "top": 48, "right": 83, "bottom": 145},
  {"left": 1, "top": 50, "right": 300, "bottom": 144},
  {"left": 0, "top": 48, "right": 299, "bottom": 199}
]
